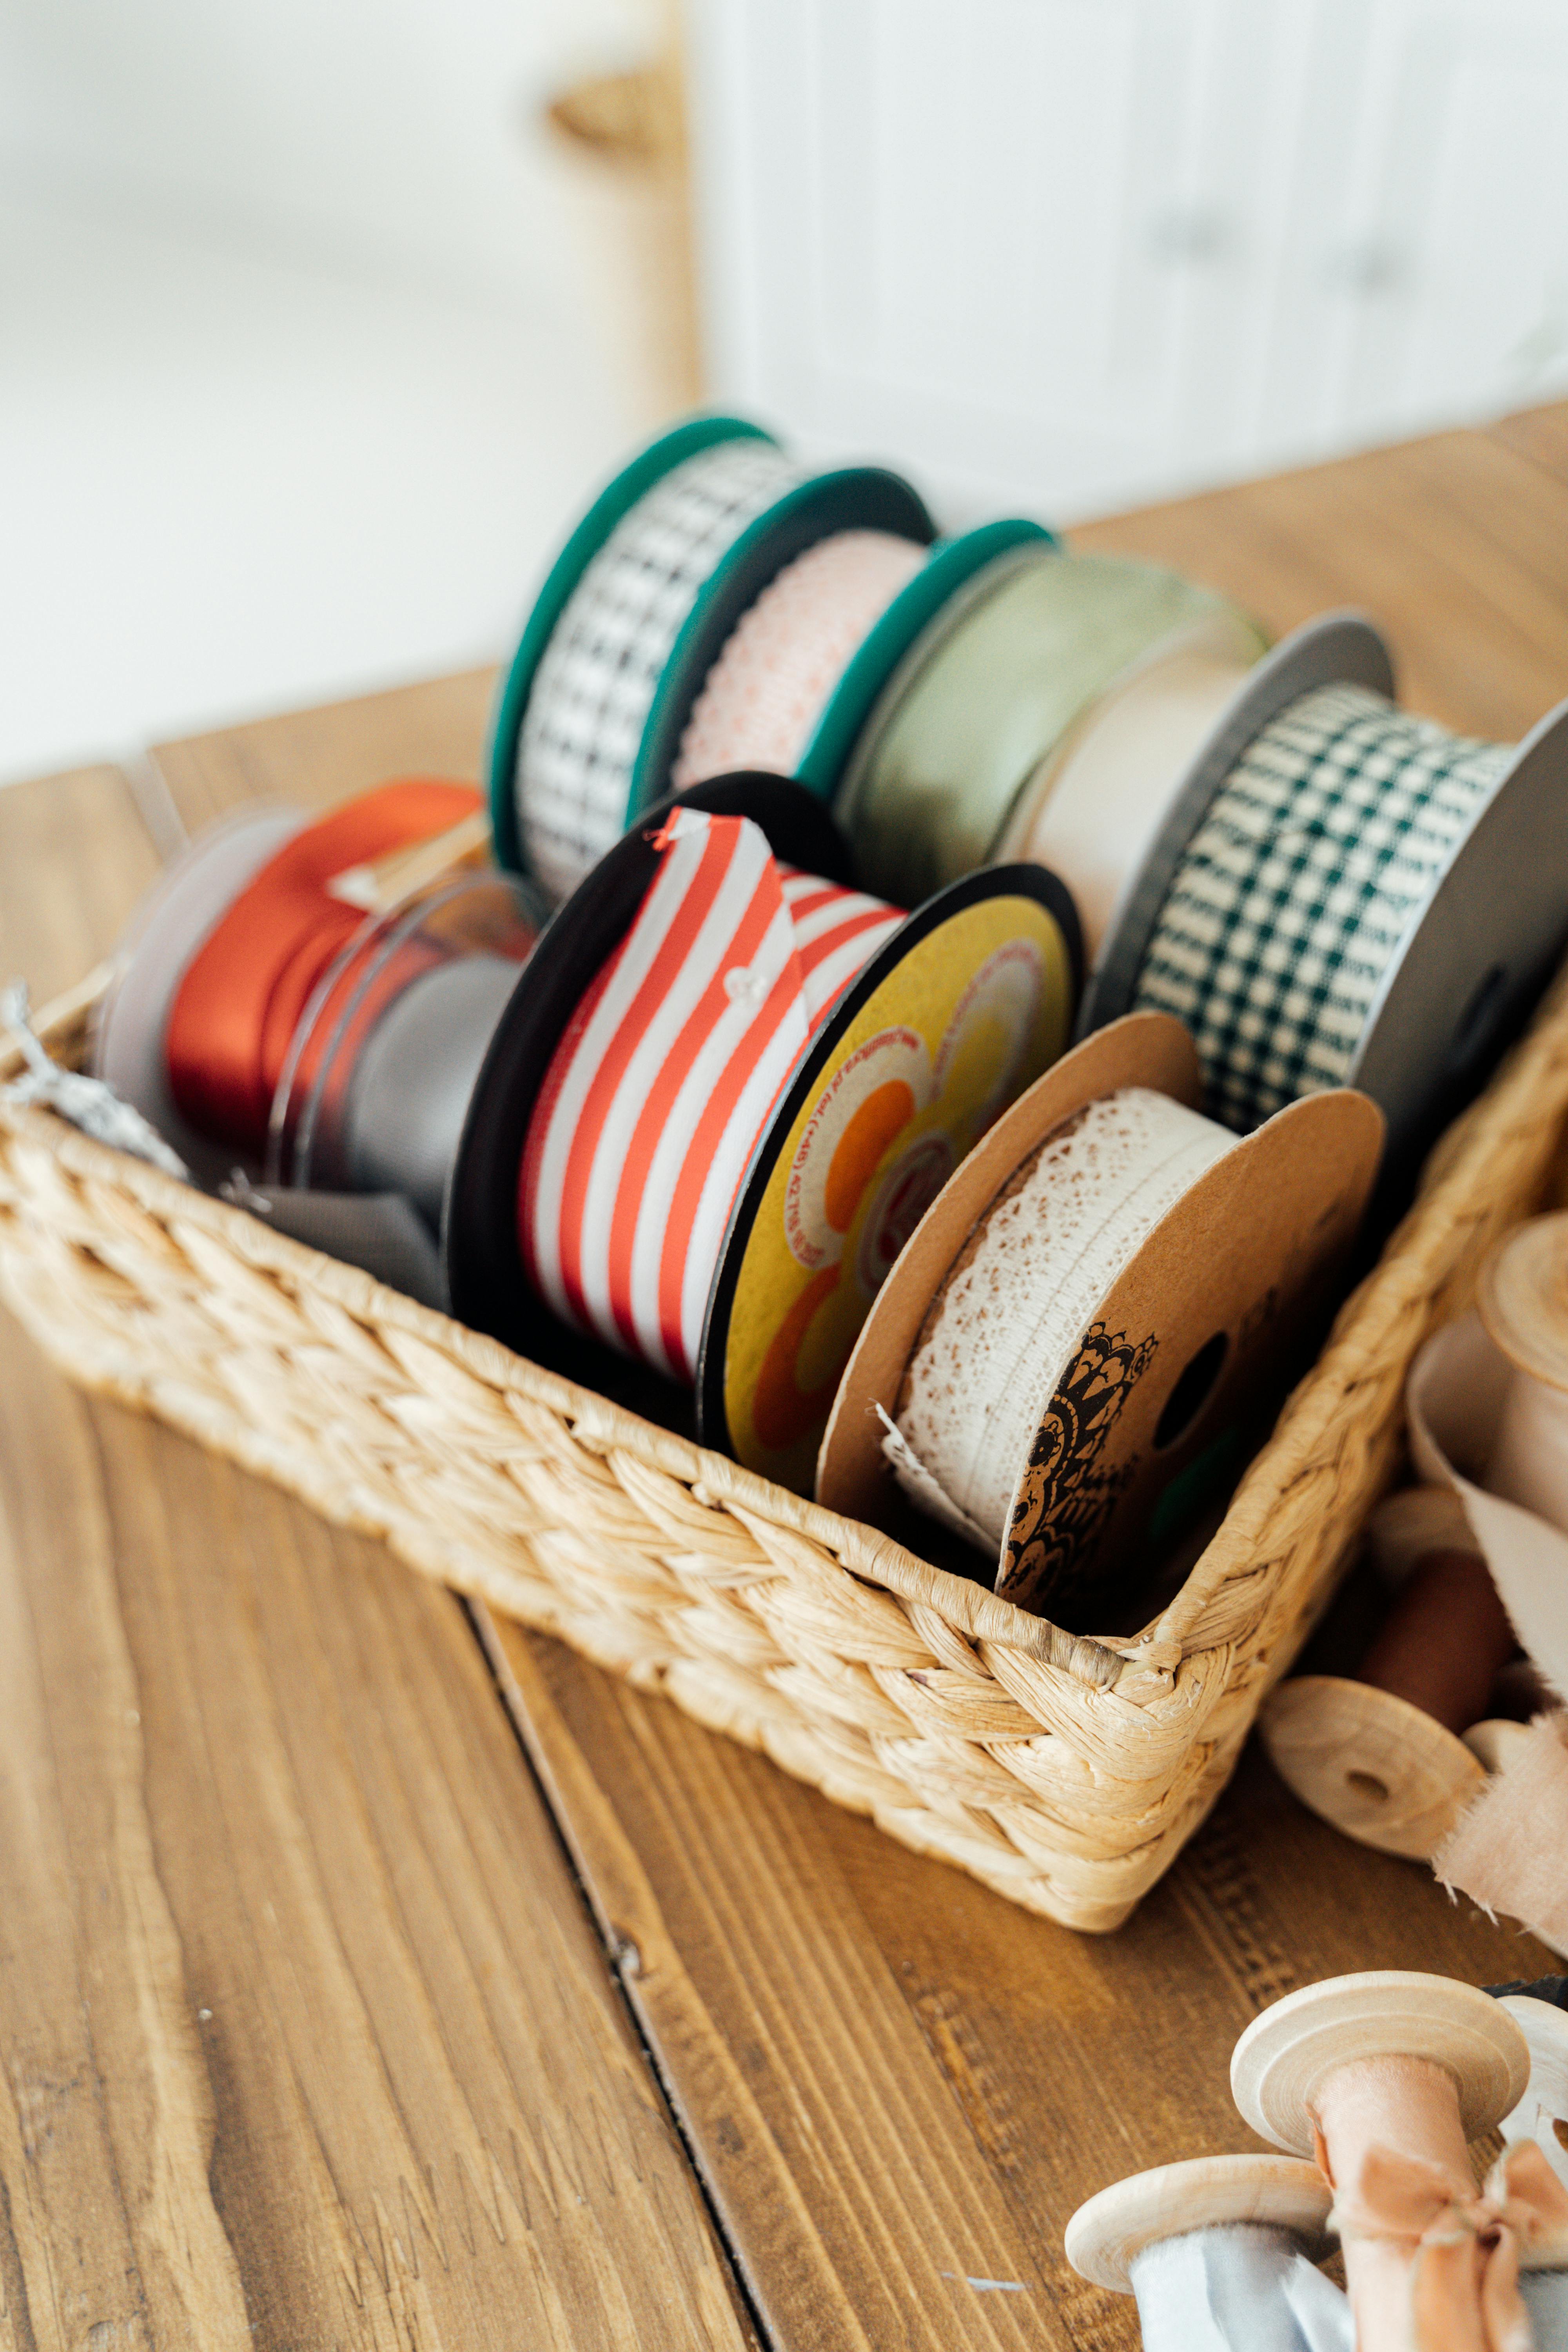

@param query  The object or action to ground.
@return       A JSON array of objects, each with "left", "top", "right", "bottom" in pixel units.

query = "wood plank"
[
  {"left": 1073, "top": 412, "right": 1568, "bottom": 740},
  {"left": 149, "top": 666, "right": 497, "bottom": 835},
  {"left": 479, "top": 1611, "right": 1547, "bottom": 2352},
  {"left": 0, "top": 768, "right": 757, "bottom": 2351},
  {"left": 1489, "top": 401, "right": 1568, "bottom": 494},
  {"left": 0, "top": 765, "right": 162, "bottom": 1003}
]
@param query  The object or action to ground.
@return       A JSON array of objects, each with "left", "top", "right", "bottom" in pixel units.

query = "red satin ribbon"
[{"left": 165, "top": 780, "right": 481, "bottom": 1155}]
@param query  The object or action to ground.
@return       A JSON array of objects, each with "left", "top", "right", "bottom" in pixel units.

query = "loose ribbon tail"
[{"left": 1327, "top": 2138, "right": 1568, "bottom": 2351}]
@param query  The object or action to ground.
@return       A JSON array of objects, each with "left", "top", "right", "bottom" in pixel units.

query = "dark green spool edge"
[
  {"left": 485, "top": 413, "right": 774, "bottom": 874},
  {"left": 628, "top": 465, "right": 937, "bottom": 817},
  {"left": 797, "top": 517, "right": 1056, "bottom": 800}
]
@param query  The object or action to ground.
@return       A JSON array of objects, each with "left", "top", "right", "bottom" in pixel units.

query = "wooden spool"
[
  {"left": 1258, "top": 1675, "right": 1488, "bottom": 1860},
  {"left": 1498, "top": 1993, "right": 1568, "bottom": 2192},
  {"left": 1064, "top": 2151, "right": 1334, "bottom": 2294},
  {"left": 1231, "top": 1971, "right": 1529, "bottom": 2158}
]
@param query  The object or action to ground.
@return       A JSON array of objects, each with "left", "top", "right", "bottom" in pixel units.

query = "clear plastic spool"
[{"left": 267, "top": 870, "right": 543, "bottom": 1226}]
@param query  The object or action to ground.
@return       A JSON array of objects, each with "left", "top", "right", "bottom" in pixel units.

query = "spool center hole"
[
  {"left": 1555, "top": 2118, "right": 1568, "bottom": 2155},
  {"left": 1347, "top": 1769, "right": 1389, "bottom": 1803},
  {"left": 1154, "top": 1332, "right": 1228, "bottom": 1450}
]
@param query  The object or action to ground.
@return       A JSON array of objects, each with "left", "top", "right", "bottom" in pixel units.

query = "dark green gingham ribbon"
[{"left": 1132, "top": 682, "right": 1509, "bottom": 1129}]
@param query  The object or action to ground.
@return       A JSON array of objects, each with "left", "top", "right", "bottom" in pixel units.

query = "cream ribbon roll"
[
  {"left": 519, "top": 806, "right": 902, "bottom": 1387},
  {"left": 671, "top": 529, "right": 929, "bottom": 790},
  {"left": 995, "top": 612, "right": 1261, "bottom": 963},
  {"left": 835, "top": 546, "right": 1266, "bottom": 909},
  {"left": 1132, "top": 681, "right": 1513, "bottom": 1131},
  {"left": 516, "top": 437, "right": 809, "bottom": 903},
  {"left": 881, "top": 1086, "right": 1236, "bottom": 1550}
]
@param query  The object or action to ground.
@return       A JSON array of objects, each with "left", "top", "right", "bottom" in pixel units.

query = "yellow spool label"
[{"left": 723, "top": 893, "right": 1074, "bottom": 1489}]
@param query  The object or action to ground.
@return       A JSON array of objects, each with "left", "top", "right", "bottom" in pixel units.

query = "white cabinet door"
[{"left": 686, "top": 0, "right": 1568, "bottom": 518}]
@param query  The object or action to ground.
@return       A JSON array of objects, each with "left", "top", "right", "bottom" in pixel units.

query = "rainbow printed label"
[{"left": 721, "top": 893, "right": 1076, "bottom": 1490}]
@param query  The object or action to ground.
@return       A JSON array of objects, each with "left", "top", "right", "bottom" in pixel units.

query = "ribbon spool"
[
  {"left": 1085, "top": 613, "right": 1568, "bottom": 1172},
  {"left": 486, "top": 413, "right": 935, "bottom": 903},
  {"left": 671, "top": 515, "right": 1051, "bottom": 800},
  {"left": 1232, "top": 1973, "right": 1532, "bottom": 2352},
  {"left": 1065, "top": 2154, "right": 1348, "bottom": 2352},
  {"left": 831, "top": 541, "right": 1265, "bottom": 931},
  {"left": 1259, "top": 1488, "right": 1526, "bottom": 1863},
  {"left": 818, "top": 1011, "right": 1381, "bottom": 1624},
  {"left": 1497, "top": 1993, "right": 1568, "bottom": 2196},
  {"left": 446, "top": 771, "right": 1082, "bottom": 1492},
  {"left": 94, "top": 783, "right": 539, "bottom": 1243},
  {"left": 266, "top": 868, "right": 543, "bottom": 1235}
]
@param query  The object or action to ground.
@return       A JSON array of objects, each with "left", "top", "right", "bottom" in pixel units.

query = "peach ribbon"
[{"left": 1320, "top": 2136, "right": 1568, "bottom": 2350}]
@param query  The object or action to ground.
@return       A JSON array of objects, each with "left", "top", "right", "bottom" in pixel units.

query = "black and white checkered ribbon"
[
  {"left": 1132, "top": 682, "right": 1510, "bottom": 1129},
  {"left": 515, "top": 437, "right": 806, "bottom": 903}
]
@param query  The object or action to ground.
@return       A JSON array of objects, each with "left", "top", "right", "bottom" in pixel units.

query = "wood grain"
[
  {"left": 150, "top": 666, "right": 497, "bottom": 835},
  {"left": 0, "top": 759, "right": 756, "bottom": 2352},
  {"left": 0, "top": 766, "right": 162, "bottom": 1004}
]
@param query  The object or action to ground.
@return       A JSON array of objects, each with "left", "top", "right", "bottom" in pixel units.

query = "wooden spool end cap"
[
  {"left": 1232, "top": 1973, "right": 1531, "bottom": 2155},
  {"left": 1258, "top": 1675, "right": 1485, "bottom": 1860},
  {"left": 1065, "top": 2153, "right": 1334, "bottom": 2293}
]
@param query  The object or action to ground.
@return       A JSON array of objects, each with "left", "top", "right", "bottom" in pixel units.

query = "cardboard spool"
[
  {"left": 1231, "top": 1972, "right": 1530, "bottom": 2158},
  {"left": 448, "top": 771, "right": 1083, "bottom": 1494},
  {"left": 817, "top": 1011, "right": 1383, "bottom": 1622},
  {"left": 1497, "top": 1992, "right": 1568, "bottom": 2194},
  {"left": 1064, "top": 2153, "right": 1335, "bottom": 2296}
]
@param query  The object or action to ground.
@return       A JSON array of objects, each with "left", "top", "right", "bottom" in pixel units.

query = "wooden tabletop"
[{"left": 4, "top": 407, "right": 1566, "bottom": 2351}]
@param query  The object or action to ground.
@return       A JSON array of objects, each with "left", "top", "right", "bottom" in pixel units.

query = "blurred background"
[{"left": 5, "top": 0, "right": 1568, "bottom": 784}]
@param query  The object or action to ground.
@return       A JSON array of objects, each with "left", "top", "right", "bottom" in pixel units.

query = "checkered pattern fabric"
[
  {"left": 1132, "top": 682, "right": 1510, "bottom": 1129},
  {"left": 516, "top": 439, "right": 805, "bottom": 904}
]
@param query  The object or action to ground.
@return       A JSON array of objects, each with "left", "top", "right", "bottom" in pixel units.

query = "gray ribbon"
[
  {"left": 1127, "top": 2224, "right": 1352, "bottom": 2352},
  {"left": 1523, "top": 2267, "right": 1568, "bottom": 2348}
]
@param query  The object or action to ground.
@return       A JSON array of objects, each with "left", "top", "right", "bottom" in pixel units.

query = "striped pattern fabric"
[
  {"left": 1132, "top": 681, "right": 1509, "bottom": 1129},
  {"left": 519, "top": 808, "right": 902, "bottom": 1384},
  {"left": 516, "top": 439, "right": 805, "bottom": 905},
  {"left": 671, "top": 530, "right": 928, "bottom": 790}
]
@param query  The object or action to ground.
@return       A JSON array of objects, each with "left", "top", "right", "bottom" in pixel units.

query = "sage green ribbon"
[{"left": 834, "top": 546, "right": 1265, "bottom": 907}]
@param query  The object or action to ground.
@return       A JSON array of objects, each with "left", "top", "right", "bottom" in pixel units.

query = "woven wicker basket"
[{"left": 6, "top": 965, "right": 1568, "bottom": 1931}]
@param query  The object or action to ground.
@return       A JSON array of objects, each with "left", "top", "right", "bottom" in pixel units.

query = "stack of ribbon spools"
[
  {"left": 1067, "top": 1969, "right": 1568, "bottom": 2350},
  {"left": 1262, "top": 1211, "right": 1568, "bottom": 1955},
  {"left": 87, "top": 406, "right": 1568, "bottom": 1640}
]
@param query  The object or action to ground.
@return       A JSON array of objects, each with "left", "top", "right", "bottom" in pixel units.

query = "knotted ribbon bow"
[{"left": 1320, "top": 2135, "right": 1568, "bottom": 2350}]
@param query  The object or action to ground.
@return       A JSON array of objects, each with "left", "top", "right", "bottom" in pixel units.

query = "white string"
[{"left": 882, "top": 1087, "right": 1234, "bottom": 1550}]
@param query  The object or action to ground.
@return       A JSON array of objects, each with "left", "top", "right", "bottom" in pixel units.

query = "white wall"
[{"left": 0, "top": 0, "right": 649, "bottom": 303}]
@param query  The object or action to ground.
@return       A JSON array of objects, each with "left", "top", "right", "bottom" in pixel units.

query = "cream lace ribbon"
[{"left": 880, "top": 1086, "right": 1234, "bottom": 1550}]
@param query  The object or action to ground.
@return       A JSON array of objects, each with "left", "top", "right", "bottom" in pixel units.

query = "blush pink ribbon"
[{"left": 1319, "top": 2134, "right": 1568, "bottom": 2350}]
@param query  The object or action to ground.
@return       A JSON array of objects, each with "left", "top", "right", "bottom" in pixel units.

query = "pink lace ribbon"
[{"left": 1320, "top": 2136, "right": 1568, "bottom": 2351}]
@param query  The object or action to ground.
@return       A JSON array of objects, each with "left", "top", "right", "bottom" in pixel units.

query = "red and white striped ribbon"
[{"left": 519, "top": 807, "right": 903, "bottom": 1383}]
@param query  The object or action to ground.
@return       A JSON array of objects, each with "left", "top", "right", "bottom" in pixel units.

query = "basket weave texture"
[{"left": 5, "top": 973, "right": 1568, "bottom": 1930}]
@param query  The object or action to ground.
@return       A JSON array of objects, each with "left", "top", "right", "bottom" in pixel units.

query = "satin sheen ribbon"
[
  {"left": 1323, "top": 2138, "right": 1568, "bottom": 2350},
  {"left": 671, "top": 529, "right": 929, "bottom": 789},
  {"left": 1127, "top": 2224, "right": 1353, "bottom": 2352},
  {"left": 166, "top": 780, "right": 482, "bottom": 1156},
  {"left": 519, "top": 807, "right": 902, "bottom": 1385},
  {"left": 1132, "top": 682, "right": 1511, "bottom": 1130}
]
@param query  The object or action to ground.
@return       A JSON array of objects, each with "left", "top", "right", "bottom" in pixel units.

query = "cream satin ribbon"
[{"left": 1324, "top": 2138, "right": 1568, "bottom": 2351}]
